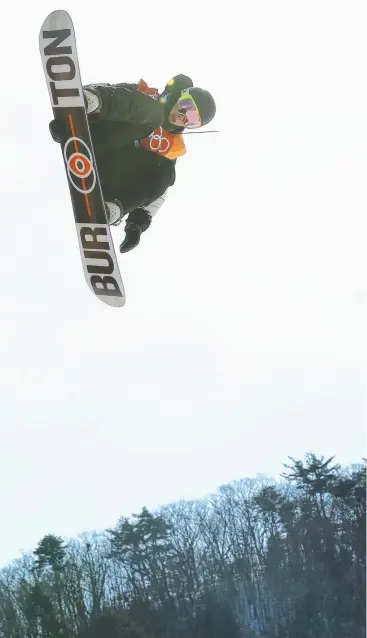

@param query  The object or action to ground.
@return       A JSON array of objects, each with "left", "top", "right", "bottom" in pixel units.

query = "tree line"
[{"left": 0, "top": 453, "right": 365, "bottom": 638}]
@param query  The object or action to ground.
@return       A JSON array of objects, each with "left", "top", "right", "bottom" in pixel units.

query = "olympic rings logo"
[
  {"left": 149, "top": 127, "right": 171, "bottom": 154},
  {"left": 63, "top": 137, "right": 96, "bottom": 194}
]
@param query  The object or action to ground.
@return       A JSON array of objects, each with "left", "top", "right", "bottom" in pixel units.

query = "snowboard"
[{"left": 39, "top": 10, "right": 126, "bottom": 307}]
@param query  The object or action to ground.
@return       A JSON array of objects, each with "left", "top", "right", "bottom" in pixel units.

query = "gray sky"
[{"left": 0, "top": 0, "right": 365, "bottom": 567}]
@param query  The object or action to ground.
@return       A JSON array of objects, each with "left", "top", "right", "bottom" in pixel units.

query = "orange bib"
[{"left": 136, "top": 79, "right": 186, "bottom": 161}]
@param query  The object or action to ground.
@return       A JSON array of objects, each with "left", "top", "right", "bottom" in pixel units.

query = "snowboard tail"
[{"left": 39, "top": 10, "right": 126, "bottom": 307}]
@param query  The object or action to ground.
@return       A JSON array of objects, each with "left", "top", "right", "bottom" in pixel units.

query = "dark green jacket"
[{"left": 85, "top": 76, "right": 193, "bottom": 213}]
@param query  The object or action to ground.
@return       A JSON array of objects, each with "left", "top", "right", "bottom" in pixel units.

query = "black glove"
[
  {"left": 119, "top": 222, "right": 142, "bottom": 253},
  {"left": 119, "top": 208, "right": 152, "bottom": 254},
  {"left": 49, "top": 119, "right": 66, "bottom": 143}
]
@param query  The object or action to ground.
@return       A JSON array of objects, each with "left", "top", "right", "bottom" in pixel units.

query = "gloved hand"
[
  {"left": 49, "top": 119, "right": 66, "bottom": 143},
  {"left": 119, "top": 208, "right": 152, "bottom": 254},
  {"left": 119, "top": 221, "right": 143, "bottom": 253}
]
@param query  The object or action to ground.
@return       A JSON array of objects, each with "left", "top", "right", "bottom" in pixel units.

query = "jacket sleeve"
[
  {"left": 125, "top": 191, "right": 167, "bottom": 238},
  {"left": 84, "top": 82, "right": 164, "bottom": 129},
  {"left": 119, "top": 156, "right": 176, "bottom": 215},
  {"left": 143, "top": 191, "right": 167, "bottom": 218}
]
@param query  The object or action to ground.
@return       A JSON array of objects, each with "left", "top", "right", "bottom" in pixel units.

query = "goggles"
[{"left": 177, "top": 91, "right": 202, "bottom": 129}]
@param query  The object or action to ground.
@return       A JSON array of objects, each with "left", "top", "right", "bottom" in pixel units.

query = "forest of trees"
[{"left": 0, "top": 454, "right": 365, "bottom": 638}]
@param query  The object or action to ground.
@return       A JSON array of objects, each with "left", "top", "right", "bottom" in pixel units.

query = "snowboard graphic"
[{"left": 39, "top": 10, "right": 126, "bottom": 307}]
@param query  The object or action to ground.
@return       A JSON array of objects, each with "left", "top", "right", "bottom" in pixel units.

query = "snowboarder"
[{"left": 49, "top": 74, "right": 216, "bottom": 253}]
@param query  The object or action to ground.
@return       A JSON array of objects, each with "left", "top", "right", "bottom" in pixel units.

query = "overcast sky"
[{"left": 0, "top": 0, "right": 365, "bottom": 567}]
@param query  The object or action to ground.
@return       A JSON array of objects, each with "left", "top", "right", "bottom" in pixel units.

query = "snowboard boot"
[
  {"left": 83, "top": 88, "right": 102, "bottom": 114},
  {"left": 105, "top": 200, "right": 125, "bottom": 226},
  {"left": 49, "top": 88, "right": 100, "bottom": 144}
]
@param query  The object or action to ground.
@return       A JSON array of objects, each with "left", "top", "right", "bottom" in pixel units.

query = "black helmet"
[{"left": 189, "top": 87, "right": 216, "bottom": 126}]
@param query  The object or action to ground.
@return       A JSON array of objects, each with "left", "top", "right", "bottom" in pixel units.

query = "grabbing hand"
[
  {"left": 119, "top": 222, "right": 143, "bottom": 253},
  {"left": 119, "top": 208, "right": 152, "bottom": 254}
]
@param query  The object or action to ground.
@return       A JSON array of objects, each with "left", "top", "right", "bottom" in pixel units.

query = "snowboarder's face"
[
  {"left": 168, "top": 93, "right": 202, "bottom": 129},
  {"left": 168, "top": 102, "right": 187, "bottom": 128}
]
